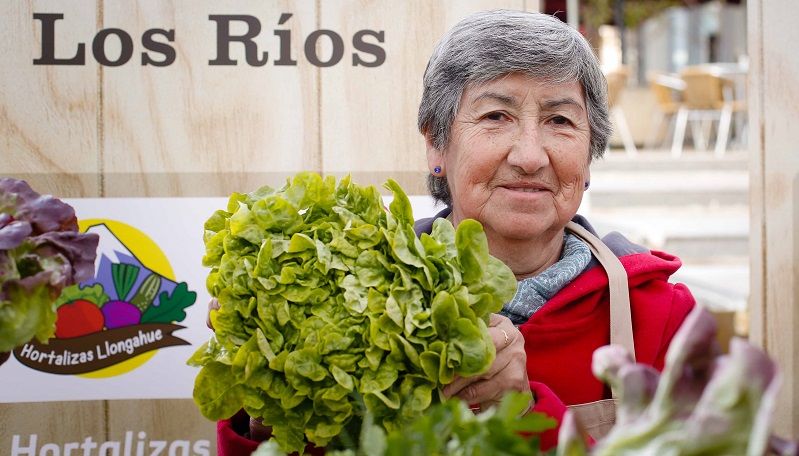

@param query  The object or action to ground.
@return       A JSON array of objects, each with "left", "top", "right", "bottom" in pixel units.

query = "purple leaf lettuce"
[{"left": 0, "top": 178, "right": 99, "bottom": 353}]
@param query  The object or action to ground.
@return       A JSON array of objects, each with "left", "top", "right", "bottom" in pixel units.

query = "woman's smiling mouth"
[{"left": 508, "top": 187, "right": 544, "bottom": 192}]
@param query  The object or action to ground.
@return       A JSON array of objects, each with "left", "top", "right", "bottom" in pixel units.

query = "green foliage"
[
  {"left": 188, "top": 172, "right": 518, "bottom": 454},
  {"left": 141, "top": 281, "right": 196, "bottom": 324},
  {"left": 380, "top": 392, "right": 556, "bottom": 456},
  {"left": 252, "top": 392, "right": 557, "bottom": 456}
]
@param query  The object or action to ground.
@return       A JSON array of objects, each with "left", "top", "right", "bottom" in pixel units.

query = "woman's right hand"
[
  {"left": 206, "top": 297, "right": 220, "bottom": 331},
  {"left": 442, "top": 313, "right": 533, "bottom": 412}
]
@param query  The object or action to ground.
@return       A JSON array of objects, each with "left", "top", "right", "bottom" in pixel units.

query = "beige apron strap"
[
  {"left": 566, "top": 222, "right": 635, "bottom": 366},
  {"left": 562, "top": 222, "right": 634, "bottom": 440}
]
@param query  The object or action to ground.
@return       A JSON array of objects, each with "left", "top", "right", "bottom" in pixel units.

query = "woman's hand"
[
  {"left": 206, "top": 297, "right": 220, "bottom": 330},
  {"left": 442, "top": 313, "right": 533, "bottom": 412}
]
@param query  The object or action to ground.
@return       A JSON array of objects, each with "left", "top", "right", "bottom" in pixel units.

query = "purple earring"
[
  {"left": 584, "top": 181, "right": 590, "bottom": 189},
  {"left": 434, "top": 167, "right": 441, "bottom": 174}
]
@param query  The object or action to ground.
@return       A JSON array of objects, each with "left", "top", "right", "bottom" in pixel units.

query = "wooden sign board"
[
  {"left": 0, "top": 2, "right": 540, "bottom": 455},
  {"left": 2, "top": 1, "right": 537, "bottom": 199}
]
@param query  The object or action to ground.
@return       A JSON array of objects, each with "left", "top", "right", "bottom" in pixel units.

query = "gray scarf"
[{"left": 499, "top": 232, "right": 592, "bottom": 325}]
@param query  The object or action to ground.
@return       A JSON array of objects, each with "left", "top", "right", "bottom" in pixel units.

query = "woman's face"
[{"left": 427, "top": 73, "right": 592, "bottom": 244}]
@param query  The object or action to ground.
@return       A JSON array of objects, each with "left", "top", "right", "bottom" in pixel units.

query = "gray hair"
[{"left": 418, "top": 10, "right": 612, "bottom": 206}]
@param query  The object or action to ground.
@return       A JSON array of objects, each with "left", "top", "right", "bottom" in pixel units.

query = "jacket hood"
[{"left": 570, "top": 213, "right": 683, "bottom": 289}]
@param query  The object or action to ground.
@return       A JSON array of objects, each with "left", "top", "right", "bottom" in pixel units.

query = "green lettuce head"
[
  {"left": 0, "top": 178, "right": 99, "bottom": 353},
  {"left": 188, "top": 172, "right": 517, "bottom": 454}
]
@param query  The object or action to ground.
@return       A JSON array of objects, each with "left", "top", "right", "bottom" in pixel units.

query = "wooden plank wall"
[
  {"left": 3, "top": 1, "right": 540, "bottom": 199},
  {"left": 747, "top": 0, "right": 799, "bottom": 441},
  {"left": 1, "top": 2, "right": 540, "bottom": 455}
]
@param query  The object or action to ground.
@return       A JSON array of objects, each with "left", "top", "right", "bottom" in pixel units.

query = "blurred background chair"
[
  {"left": 606, "top": 66, "right": 637, "bottom": 157},
  {"left": 645, "top": 71, "right": 685, "bottom": 150},
  {"left": 710, "top": 64, "right": 749, "bottom": 153},
  {"left": 671, "top": 65, "right": 748, "bottom": 158}
]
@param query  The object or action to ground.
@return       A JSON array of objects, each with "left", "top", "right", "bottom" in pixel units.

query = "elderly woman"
[
  {"left": 413, "top": 8, "right": 695, "bottom": 449},
  {"left": 215, "top": 9, "right": 696, "bottom": 454}
]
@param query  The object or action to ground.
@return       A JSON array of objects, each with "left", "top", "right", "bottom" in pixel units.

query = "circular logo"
[{"left": 79, "top": 219, "right": 176, "bottom": 378}]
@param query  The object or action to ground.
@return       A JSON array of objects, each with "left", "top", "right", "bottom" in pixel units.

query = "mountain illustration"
[{"left": 81, "top": 223, "right": 177, "bottom": 303}]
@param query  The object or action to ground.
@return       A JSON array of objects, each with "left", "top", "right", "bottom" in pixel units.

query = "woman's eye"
[
  {"left": 485, "top": 112, "right": 506, "bottom": 121},
  {"left": 551, "top": 115, "right": 571, "bottom": 125}
]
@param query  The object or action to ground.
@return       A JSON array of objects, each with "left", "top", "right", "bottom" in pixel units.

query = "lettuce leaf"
[{"left": 188, "top": 173, "right": 518, "bottom": 454}]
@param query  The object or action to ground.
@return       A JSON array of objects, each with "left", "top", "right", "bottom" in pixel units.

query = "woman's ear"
[{"left": 424, "top": 129, "right": 444, "bottom": 174}]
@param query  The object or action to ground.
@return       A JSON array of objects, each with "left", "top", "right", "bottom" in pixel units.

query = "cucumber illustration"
[{"left": 129, "top": 274, "right": 161, "bottom": 312}]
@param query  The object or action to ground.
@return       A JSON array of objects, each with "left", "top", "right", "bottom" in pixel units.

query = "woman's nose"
[{"left": 506, "top": 125, "right": 549, "bottom": 173}]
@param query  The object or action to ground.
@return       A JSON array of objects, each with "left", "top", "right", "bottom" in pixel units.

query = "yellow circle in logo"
[{"left": 77, "top": 219, "right": 176, "bottom": 378}]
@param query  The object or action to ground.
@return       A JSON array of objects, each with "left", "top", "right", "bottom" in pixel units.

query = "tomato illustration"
[{"left": 55, "top": 299, "right": 105, "bottom": 338}]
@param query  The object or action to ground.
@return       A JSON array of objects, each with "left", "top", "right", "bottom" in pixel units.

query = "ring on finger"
[{"left": 500, "top": 329, "right": 509, "bottom": 347}]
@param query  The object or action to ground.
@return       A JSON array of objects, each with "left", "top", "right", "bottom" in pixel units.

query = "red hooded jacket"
[
  {"left": 216, "top": 212, "right": 695, "bottom": 454},
  {"left": 414, "top": 211, "right": 696, "bottom": 450}
]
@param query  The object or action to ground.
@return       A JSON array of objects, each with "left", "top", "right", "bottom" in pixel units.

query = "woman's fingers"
[
  {"left": 489, "top": 313, "right": 518, "bottom": 349},
  {"left": 444, "top": 347, "right": 525, "bottom": 402},
  {"left": 443, "top": 317, "right": 516, "bottom": 395},
  {"left": 206, "top": 297, "right": 220, "bottom": 330},
  {"left": 442, "top": 314, "right": 531, "bottom": 410}
]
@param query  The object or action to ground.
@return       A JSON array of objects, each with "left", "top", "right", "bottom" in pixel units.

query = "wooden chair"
[
  {"left": 605, "top": 66, "right": 637, "bottom": 157},
  {"left": 645, "top": 71, "right": 685, "bottom": 150},
  {"left": 671, "top": 65, "right": 747, "bottom": 158}
]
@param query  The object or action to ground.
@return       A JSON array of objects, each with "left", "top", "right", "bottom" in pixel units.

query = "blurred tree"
[
  {"left": 621, "top": 0, "right": 684, "bottom": 28},
  {"left": 581, "top": 0, "right": 688, "bottom": 30},
  {"left": 545, "top": 0, "right": 738, "bottom": 61},
  {"left": 579, "top": 0, "right": 684, "bottom": 60}
]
